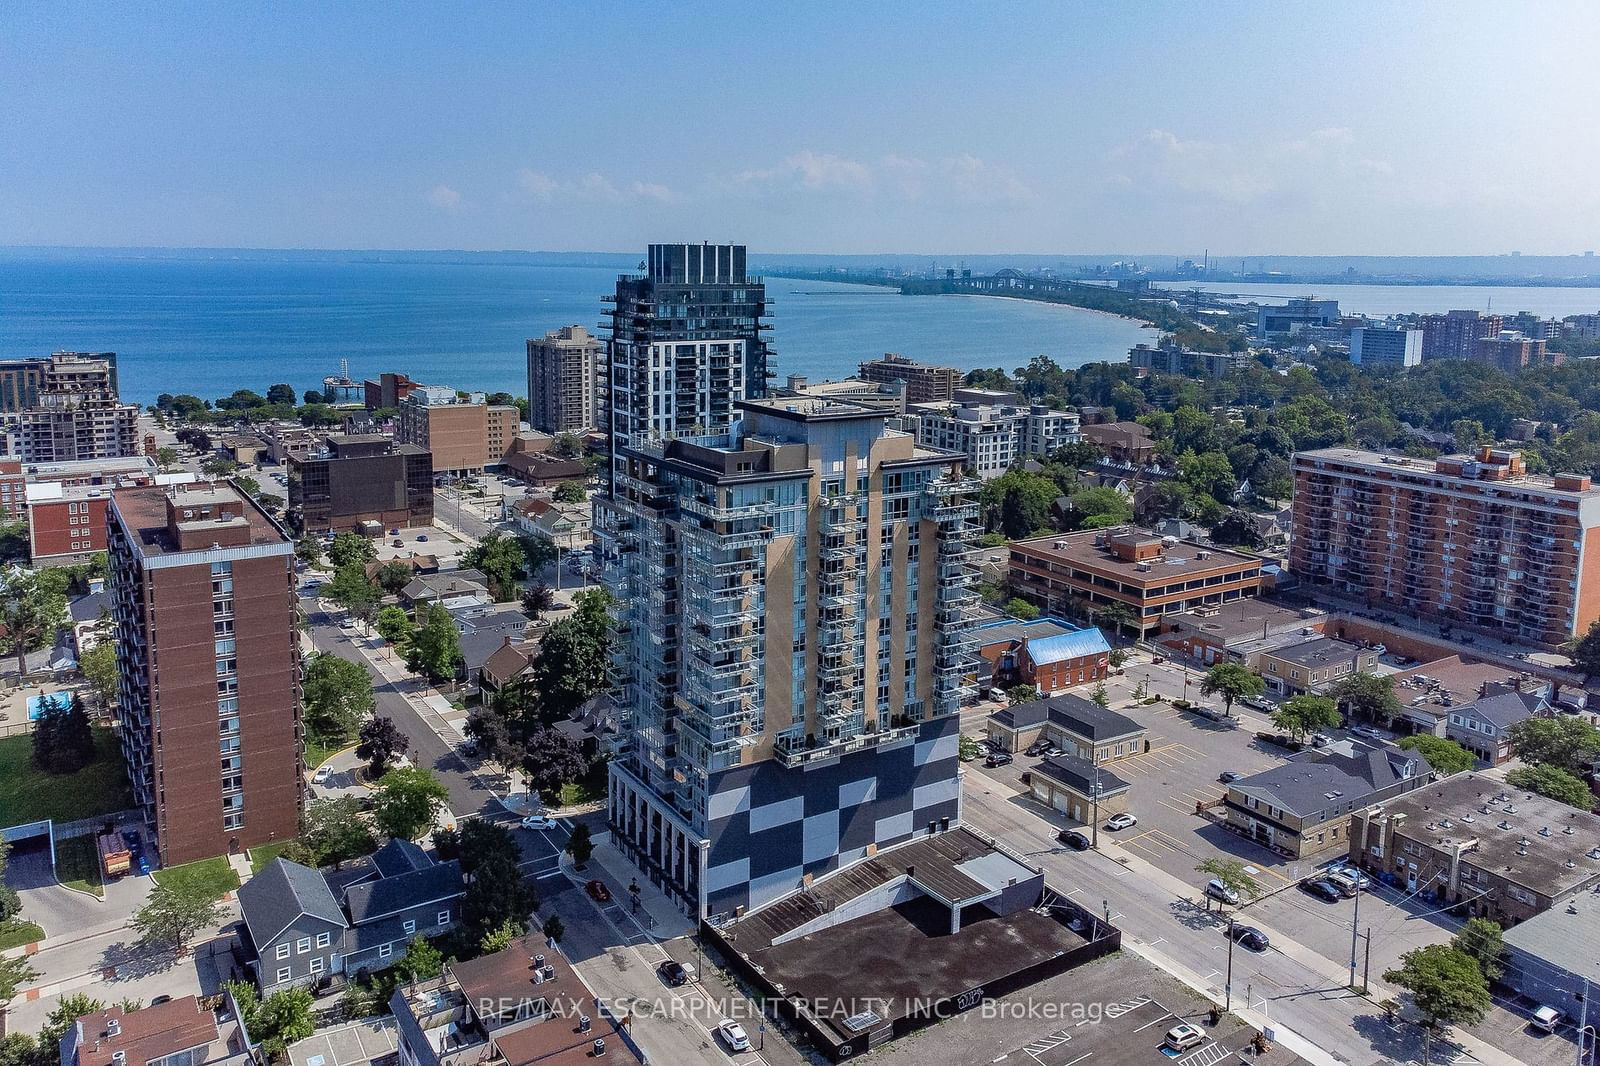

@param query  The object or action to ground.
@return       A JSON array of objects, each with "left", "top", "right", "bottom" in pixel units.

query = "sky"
[{"left": 2, "top": 2, "right": 1598, "bottom": 256}]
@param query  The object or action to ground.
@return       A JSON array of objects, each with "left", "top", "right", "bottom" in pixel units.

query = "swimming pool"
[{"left": 25, "top": 691, "right": 73, "bottom": 721}]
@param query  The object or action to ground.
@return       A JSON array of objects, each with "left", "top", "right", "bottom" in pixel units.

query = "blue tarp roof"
[{"left": 1027, "top": 627, "right": 1111, "bottom": 665}]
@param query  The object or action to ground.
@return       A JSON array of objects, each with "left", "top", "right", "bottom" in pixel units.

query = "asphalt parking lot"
[{"left": 865, "top": 950, "right": 1303, "bottom": 1066}]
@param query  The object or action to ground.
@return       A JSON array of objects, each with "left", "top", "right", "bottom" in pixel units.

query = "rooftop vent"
[
  {"left": 1505, "top": 805, "right": 1518, "bottom": 815},
  {"left": 1498, "top": 820, "right": 1513, "bottom": 831},
  {"left": 1539, "top": 826, "right": 1551, "bottom": 837},
  {"left": 1462, "top": 814, "right": 1475, "bottom": 823},
  {"left": 107, "top": 1021, "right": 121, "bottom": 1038},
  {"left": 1570, "top": 901, "right": 1581, "bottom": 914},
  {"left": 1518, "top": 847, "right": 1529, "bottom": 857},
  {"left": 579, "top": 1016, "right": 591, "bottom": 1033},
  {"left": 593, "top": 1039, "right": 606, "bottom": 1057},
  {"left": 1564, "top": 825, "right": 1576, "bottom": 835}
]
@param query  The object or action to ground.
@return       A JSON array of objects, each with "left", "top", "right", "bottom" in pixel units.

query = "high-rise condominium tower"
[{"left": 600, "top": 393, "right": 980, "bottom": 920}]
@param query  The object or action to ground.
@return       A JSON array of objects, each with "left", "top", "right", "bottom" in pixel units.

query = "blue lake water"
[
  {"left": 0, "top": 253, "right": 1156, "bottom": 406},
  {"left": 1172, "top": 280, "right": 1600, "bottom": 319}
]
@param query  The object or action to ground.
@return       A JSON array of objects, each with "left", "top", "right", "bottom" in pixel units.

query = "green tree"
[
  {"left": 520, "top": 534, "right": 559, "bottom": 577},
  {"left": 357, "top": 716, "right": 409, "bottom": 778},
  {"left": 464, "top": 531, "right": 528, "bottom": 602},
  {"left": 373, "top": 561, "right": 412, "bottom": 595},
  {"left": 32, "top": 694, "right": 96, "bottom": 774},
  {"left": 1003, "top": 597, "right": 1040, "bottom": 621},
  {"left": 521, "top": 583, "right": 555, "bottom": 621},
  {"left": 541, "top": 914, "right": 566, "bottom": 944},
  {"left": 1506, "top": 764, "right": 1595, "bottom": 809},
  {"left": 327, "top": 562, "right": 380, "bottom": 623},
  {"left": 1328, "top": 672, "right": 1403, "bottom": 728},
  {"left": 200, "top": 456, "right": 239, "bottom": 478},
  {"left": 230, "top": 981, "right": 315, "bottom": 1059},
  {"left": 395, "top": 936, "right": 443, "bottom": 981},
  {"left": 35, "top": 993, "right": 100, "bottom": 1056},
  {"left": 552, "top": 480, "right": 587, "bottom": 504},
  {"left": 266, "top": 383, "right": 297, "bottom": 406},
  {"left": 1199, "top": 662, "right": 1265, "bottom": 718},
  {"left": 407, "top": 603, "right": 463, "bottom": 683},
  {"left": 132, "top": 881, "right": 225, "bottom": 951},
  {"left": 1007, "top": 683, "right": 1039, "bottom": 706},
  {"left": 0, "top": 954, "right": 41, "bottom": 1034},
  {"left": 1069, "top": 486, "right": 1133, "bottom": 528},
  {"left": 1452, "top": 918, "right": 1506, "bottom": 982},
  {"left": 479, "top": 919, "right": 522, "bottom": 955},
  {"left": 1093, "top": 601, "right": 1138, "bottom": 636},
  {"left": 524, "top": 588, "right": 612, "bottom": 719},
  {"left": 0, "top": 1033, "right": 38, "bottom": 1066},
  {"left": 979, "top": 469, "right": 1059, "bottom": 538},
  {"left": 1506, "top": 717, "right": 1600, "bottom": 775},
  {"left": 1271, "top": 695, "right": 1341, "bottom": 743},
  {"left": 565, "top": 824, "right": 594, "bottom": 868},
  {"left": 552, "top": 432, "right": 584, "bottom": 458},
  {"left": 1194, "top": 858, "right": 1262, "bottom": 909},
  {"left": 520, "top": 726, "right": 588, "bottom": 797},
  {"left": 154, "top": 446, "right": 179, "bottom": 472},
  {"left": 1090, "top": 683, "right": 1110, "bottom": 707},
  {"left": 1567, "top": 619, "right": 1600, "bottom": 677},
  {"left": 1384, "top": 944, "right": 1490, "bottom": 1038},
  {"left": 1178, "top": 449, "right": 1236, "bottom": 503},
  {"left": 1396, "top": 736, "right": 1476, "bottom": 775},
  {"left": 375, "top": 605, "right": 414, "bottom": 653},
  {"left": 458, "top": 819, "right": 537, "bottom": 944},
  {"left": 328, "top": 531, "right": 377, "bottom": 569},
  {"left": 294, "top": 536, "right": 324, "bottom": 568},
  {"left": 301, "top": 653, "right": 375, "bottom": 743},
  {"left": 0, "top": 571, "right": 68, "bottom": 675},
  {"left": 1209, "top": 510, "right": 1265, "bottom": 548},
  {"left": 301, "top": 796, "right": 378, "bottom": 867},
  {"left": 371, "top": 767, "right": 450, "bottom": 840}
]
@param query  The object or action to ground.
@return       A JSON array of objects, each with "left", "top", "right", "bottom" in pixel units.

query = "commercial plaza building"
[
  {"left": 598, "top": 395, "right": 980, "bottom": 919},
  {"left": 108, "top": 482, "right": 301, "bottom": 864},
  {"left": 1290, "top": 446, "right": 1600, "bottom": 645},
  {"left": 526, "top": 324, "right": 603, "bottom": 434},
  {"left": 1419, "top": 310, "right": 1501, "bottom": 361},
  {"left": 286, "top": 433, "right": 433, "bottom": 533}
]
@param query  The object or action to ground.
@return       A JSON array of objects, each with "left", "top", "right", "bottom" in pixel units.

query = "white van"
[{"left": 1531, "top": 1005, "right": 1562, "bottom": 1032}]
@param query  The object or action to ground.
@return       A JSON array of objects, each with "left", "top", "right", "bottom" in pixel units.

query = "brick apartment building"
[
  {"left": 1419, "top": 310, "right": 1501, "bottom": 361},
  {"left": 1475, "top": 332, "right": 1559, "bottom": 373},
  {"left": 1009, "top": 528, "right": 1263, "bottom": 638},
  {"left": 856, "top": 352, "right": 961, "bottom": 403},
  {"left": 286, "top": 434, "right": 433, "bottom": 533},
  {"left": 363, "top": 371, "right": 421, "bottom": 411},
  {"left": 526, "top": 325, "right": 602, "bottom": 434},
  {"left": 108, "top": 482, "right": 301, "bottom": 865},
  {"left": 1290, "top": 446, "right": 1600, "bottom": 646},
  {"left": 0, "top": 457, "right": 22, "bottom": 519},
  {"left": 395, "top": 387, "right": 519, "bottom": 476},
  {"left": 0, "top": 352, "right": 138, "bottom": 463},
  {"left": 28, "top": 485, "right": 115, "bottom": 566},
  {"left": 1349, "top": 772, "right": 1600, "bottom": 925}
]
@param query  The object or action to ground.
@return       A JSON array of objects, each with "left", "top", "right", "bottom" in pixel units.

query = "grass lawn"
[
  {"left": 248, "top": 840, "right": 295, "bottom": 873},
  {"left": 0, "top": 919, "right": 45, "bottom": 950},
  {"left": 152, "top": 855, "right": 240, "bottom": 900},
  {"left": 54, "top": 833, "right": 105, "bottom": 897},
  {"left": 305, "top": 737, "right": 342, "bottom": 769},
  {"left": 555, "top": 762, "right": 608, "bottom": 808},
  {"left": 0, "top": 729, "right": 132, "bottom": 825}
]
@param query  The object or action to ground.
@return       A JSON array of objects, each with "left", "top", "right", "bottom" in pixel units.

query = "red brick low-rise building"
[{"left": 974, "top": 616, "right": 1111, "bottom": 696}]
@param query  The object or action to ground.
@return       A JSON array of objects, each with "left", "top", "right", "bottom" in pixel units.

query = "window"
[
  {"left": 308, "top": 958, "right": 324, "bottom": 974},
  {"left": 276, "top": 967, "right": 291, "bottom": 984},
  {"left": 315, "top": 931, "right": 331, "bottom": 948},
  {"left": 297, "top": 937, "right": 311, "bottom": 954},
  {"left": 437, "top": 910, "right": 450, "bottom": 925},
  {"left": 402, "top": 919, "right": 416, "bottom": 934},
  {"left": 378, "top": 943, "right": 393, "bottom": 959},
  {"left": 276, "top": 943, "right": 290, "bottom": 960}
]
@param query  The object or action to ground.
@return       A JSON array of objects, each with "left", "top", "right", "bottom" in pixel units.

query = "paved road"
[
  {"left": 302, "top": 592, "right": 502, "bottom": 820},
  {"left": 960, "top": 774, "right": 1529, "bottom": 1066}
]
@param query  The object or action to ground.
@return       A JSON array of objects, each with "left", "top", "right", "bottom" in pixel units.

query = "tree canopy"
[
  {"left": 1384, "top": 944, "right": 1490, "bottom": 1032},
  {"left": 1271, "top": 695, "right": 1340, "bottom": 743},
  {"left": 1505, "top": 764, "right": 1595, "bottom": 809},
  {"left": 1328, "top": 672, "right": 1402, "bottom": 727},
  {"left": 371, "top": 767, "right": 450, "bottom": 840},
  {"left": 1395, "top": 736, "right": 1476, "bottom": 776},
  {"left": 301, "top": 653, "right": 375, "bottom": 744},
  {"left": 1199, "top": 663, "right": 1264, "bottom": 717},
  {"left": 407, "top": 603, "right": 464, "bottom": 683},
  {"left": 1506, "top": 717, "right": 1600, "bottom": 775}
]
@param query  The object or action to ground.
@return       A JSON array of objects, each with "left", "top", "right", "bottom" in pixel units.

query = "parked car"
[
  {"left": 585, "top": 879, "right": 612, "bottom": 903},
  {"left": 1325, "top": 864, "right": 1371, "bottom": 891},
  {"left": 1321, "top": 871, "right": 1360, "bottom": 897},
  {"left": 1104, "top": 812, "right": 1137, "bottom": 831},
  {"left": 1204, "top": 879, "right": 1240, "bottom": 906},
  {"left": 1300, "top": 878, "right": 1343, "bottom": 903},
  {"left": 1241, "top": 696, "right": 1273, "bottom": 712},
  {"left": 715, "top": 1020, "right": 751, "bottom": 1052},
  {"left": 658, "top": 960, "right": 695, "bottom": 986},
  {"left": 1227, "top": 925, "right": 1270, "bottom": 952},
  {"left": 417, "top": 534, "right": 429, "bottom": 541},
  {"left": 1351, "top": 726, "right": 1387, "bottom": 741},
  {"left": 1531, "top": 1005, "right": 1563, "bottom": 1032},
  {"left": 1219, "top": 770, "right": 1243, "bottom": 783},
  {"left": 1310, "top": 733, "right": 1332, "bottom": 748},
  {"left": 1164, "top": 1023, "right": 1205, "bottom": 1051},
  {"left": 985, "top": 752, "right": 1013, "bottom": 768},
  {"left": 520, "top": 815, "right": 558, "bottom": 831},
  {"left": 390, "top": 528, "right": 400, "bottom": 536},
  {"left": 312, "top": 765, "right": 333, "bottom": 785},
  {"left": 1058, "top": 829, "right": 1091, "bottom": 851},
  {"left": 1025, "top": 741, "right": 1050, "bottom": 757},
  {"left": 392, "top": 538, "right": 404, "bottom": 547}
]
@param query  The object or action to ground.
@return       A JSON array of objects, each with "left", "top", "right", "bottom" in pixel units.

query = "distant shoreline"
[{"left": 934, "top": 290, "right": 1155, "bottom": 328}]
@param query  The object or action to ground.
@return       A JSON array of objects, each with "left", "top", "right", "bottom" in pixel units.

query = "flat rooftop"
[
  {"left": 111, "top": 482, "right": 289, "bottom": 557},
  {"left": 1298, "top": 446, "right": 1600, "bottom": 498},
  {"left": 1013, "top": 529, "right": 1260, "bottom": 581},
  {"left": 1266, "top": 635, "right": 1366, "bottom": 668},
  {"left": 1165, "top": 598, "right": 1326, "bottom": 643},
  {"left": 1377, "top": 771, "right": 1600, "bottom": 899},
  {"left": 741, "top": 896, "right": 1089, "bottom": 1046},
  {"left": 1393, "top": 655, "right": 1536, "bottom": 706}
]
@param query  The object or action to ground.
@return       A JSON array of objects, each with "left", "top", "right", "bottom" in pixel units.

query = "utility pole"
[
  {"left": 1580, "top": 976, "right": 1590, "bottom": 1066},
  {"left": 1091, "top": 757, "right": 1102, "bottom": 849},
  {"left": 1350, "top": 878, "right": 1362, "bottom": 987},
  {"left": 1225, "top": 916, "right": 1235, "bottom": 1012},
  {"left": 1362, "top": 929, "right": 1371, "bottom": 994}
]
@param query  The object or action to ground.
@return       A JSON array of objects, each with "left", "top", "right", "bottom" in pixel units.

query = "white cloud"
[
  {"left": 725, "top": 151, "right": 1036, "bottom": 207},
  {"left": 1105, "top": 127, "right": 1393, "bottom": 206},
  {"left": 427, "top": 184, "right": 461, "bottom": 210},
  {"left": 517, "top": 169, "right": 674, "bottom": 205}
]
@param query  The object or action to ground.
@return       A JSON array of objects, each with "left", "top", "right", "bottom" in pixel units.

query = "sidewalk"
[{"left": 559, "top": 830, "right": 697, "bottom": 942}]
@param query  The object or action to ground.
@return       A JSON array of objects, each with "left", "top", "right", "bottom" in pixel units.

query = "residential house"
[
  {"left": 986, "top": 692, "right": 1147, "bottom": 757},
  {"left": 1254, "top": 636, "right": 1378, "bottom": 697},
  {"left": 974, "top": 616, "right": 1111, "bottom": 696},
  {"left": 1446, "top": 689, "right": 1548, "bottom": 764},
  {"left": 238, "top": 840, "right": 464, "bottom": 994},
  {"left": 1224, "top": 744, "right": 1434, "bottom": 860},
  {"left": 61, "top": 997, "right": 246, "bottom": 1066},
  {"left": 390, "top": 933, "right": 645, "bottom": 1066},
  {"left": 1349, "top": 772, "right": 1600, "bottom": 925},
  {"left": 1390, "top": 657, "right": 1552, "bottom": 738},
  {"left": 400, "top": 569, "right": 491, "bottom": 608},
  {"left": 479, "top": 637, "right": 538, "bottom": 697}
]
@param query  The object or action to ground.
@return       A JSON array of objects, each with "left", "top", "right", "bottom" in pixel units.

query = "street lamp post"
[
  {"left": 1225, "top": 916, "right": 1235, "bottom": 1012},
  {"left": 1091, "top": 757, "right": 1102, "bottom": 849}
]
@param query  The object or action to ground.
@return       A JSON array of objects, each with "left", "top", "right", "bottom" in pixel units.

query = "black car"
[
  {"left": 1301, "top": 878, "right": 1343, "bottom": 903},
  {"left": 985, "top": 752, "right": 1013, "bottom": 767},
  {"left": 1057, "top": 829, "right": 1091, "bottom": 851},
  {"left": 1227, "top": 925, "right": 1270, "bottom": 952},
  {"left": 658, "top": 960, "right": 691, "bottom": 986},
  {"left": 1219, "top": 770, "right": 1243, "bottom": 783},
  {"left": 1025, "top": 741, "right": 1050, "bottom": 757}
]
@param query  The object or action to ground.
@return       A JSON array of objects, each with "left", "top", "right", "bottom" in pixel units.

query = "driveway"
[{"left": 3, "top": 836, "right": 104, "bottom": 939}]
